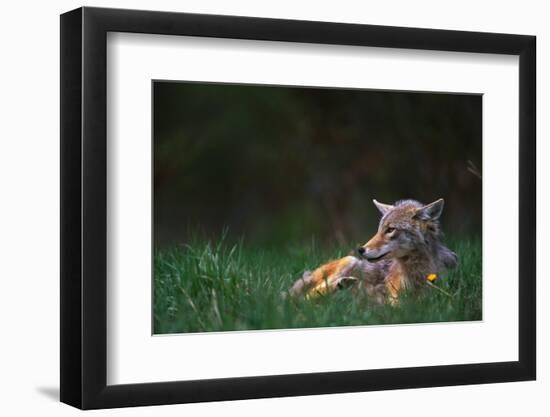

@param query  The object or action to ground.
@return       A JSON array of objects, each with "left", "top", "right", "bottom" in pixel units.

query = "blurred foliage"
[{"left": 154, "top": 82, "right": 481, "bottom": 247}]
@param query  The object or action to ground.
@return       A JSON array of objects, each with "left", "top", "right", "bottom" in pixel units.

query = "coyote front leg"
[{"left": 291, "top": 256, "right": 361, "bottom": 298}]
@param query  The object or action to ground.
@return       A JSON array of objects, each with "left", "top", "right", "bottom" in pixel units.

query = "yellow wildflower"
[{"left": 426, "top": 273, "right": 438, "bottom": 282}]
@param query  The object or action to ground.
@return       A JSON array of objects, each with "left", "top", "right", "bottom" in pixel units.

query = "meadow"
[{"left": 153, "top": 235, "right": 482, "bottom": 334}]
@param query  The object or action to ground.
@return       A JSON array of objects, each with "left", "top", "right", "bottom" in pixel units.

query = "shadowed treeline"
[{"left": 154, "top": 81, "right": 481, "bottom": 248}]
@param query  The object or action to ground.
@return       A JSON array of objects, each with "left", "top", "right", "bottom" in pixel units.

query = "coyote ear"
[
  {"left": 373, "top": 199, "right": 394, "bottom": 215},
  {"left": 416, "top": 198, "right": 444, "bottom": 220}
]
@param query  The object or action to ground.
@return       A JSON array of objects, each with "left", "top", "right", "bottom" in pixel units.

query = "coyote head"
[{"left": 357, "top": 199, "right": 447, "bottom": 262}]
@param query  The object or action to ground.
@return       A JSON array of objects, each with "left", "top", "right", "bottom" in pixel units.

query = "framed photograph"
[{"left": 60, "top": 6, "right": 536, "bottom": 409}]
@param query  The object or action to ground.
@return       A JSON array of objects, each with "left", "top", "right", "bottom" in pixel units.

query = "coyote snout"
[
  {"left": 357, "top": 245, "right": 389, "bottom": 262},
  {"left": 289, "top": 198, "right": 458, "bottom": 302}
]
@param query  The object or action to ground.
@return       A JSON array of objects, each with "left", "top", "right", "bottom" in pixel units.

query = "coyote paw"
[{"left": 288, "top": 270, "right": 314, "bottom": 297}]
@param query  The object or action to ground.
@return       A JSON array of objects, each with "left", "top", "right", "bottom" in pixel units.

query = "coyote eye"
[{"left": 386, "top": 227, "right": 395, "bottom": 234}]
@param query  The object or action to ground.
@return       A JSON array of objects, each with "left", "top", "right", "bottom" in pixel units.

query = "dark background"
[{"left": 153, "top": 81, "right": 482, "bottom": 248}]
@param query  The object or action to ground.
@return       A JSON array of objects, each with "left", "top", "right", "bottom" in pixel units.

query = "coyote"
[{"left": 288, "top": 199, "right": 458, "bottom": 303}]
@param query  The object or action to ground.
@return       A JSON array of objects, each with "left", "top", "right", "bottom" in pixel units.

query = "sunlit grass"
[{"left": 154, "top": 235, "right": 482, "bottom": 334}]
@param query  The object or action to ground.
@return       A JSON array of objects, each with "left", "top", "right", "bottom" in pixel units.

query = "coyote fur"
[{"left": 288, "top": 199, "right": 458, "bottom": 303}]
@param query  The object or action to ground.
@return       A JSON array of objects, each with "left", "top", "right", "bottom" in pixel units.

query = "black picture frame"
[{"left": 60, "top": 6, "right": 536, "bottom": 410}]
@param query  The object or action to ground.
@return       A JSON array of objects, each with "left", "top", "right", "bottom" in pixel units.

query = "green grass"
[{"left": 154, "top": 236, "right": 482, "bottom": 334}]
